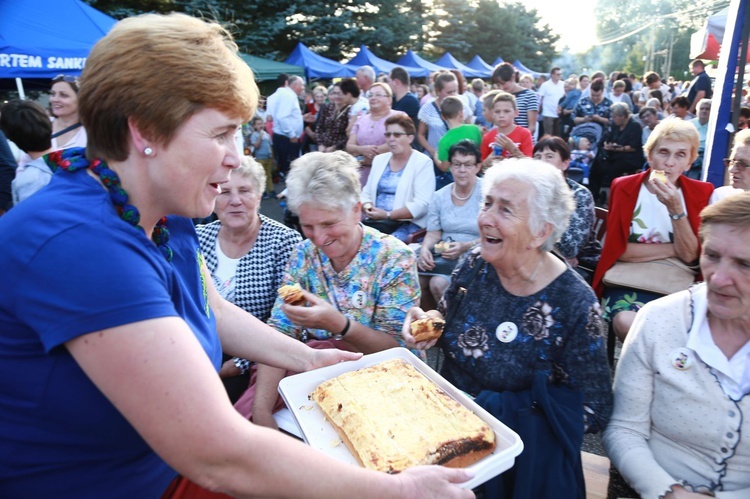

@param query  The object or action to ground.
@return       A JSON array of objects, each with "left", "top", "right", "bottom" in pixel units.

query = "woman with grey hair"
[
  {"left": 196, "top": 156, "right": 302, "bottom": 402},
  {"left": 244, "top": 151, "right": 422, "bottom": 428},
  {"left": 403, "top": 158, "right": 613, "bottom": 496}
]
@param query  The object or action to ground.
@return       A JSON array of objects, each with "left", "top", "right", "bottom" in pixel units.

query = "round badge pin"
[
  {"left": 352, "top": 290, "right": 368, "bottom": 309},
  {"left": 670, "top": 347, "right": 693, "bottom": 371},
  {"left": 496, "top": 322, "right": 518, "bottom": 343}
]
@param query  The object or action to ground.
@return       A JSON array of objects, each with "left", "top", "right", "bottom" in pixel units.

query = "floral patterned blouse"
[
  {"left": 315, "top": 102, "right": 350, "bottom": 150},
  {"left": 557, "top": 177, "right": 601, "bottom": 268},
  {"left": 437, "top": 252, "right": 613, "bottom": 433},
  {"left": 268, "top": 225, "right": 420, "bottom": 344}
]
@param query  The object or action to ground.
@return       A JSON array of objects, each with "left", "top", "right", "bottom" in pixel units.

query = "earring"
[{"left": 144, "top": 147, "right": 153, "bottom": 156}]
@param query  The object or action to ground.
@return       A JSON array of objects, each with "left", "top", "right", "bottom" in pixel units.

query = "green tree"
[
  {"left": 84, "top": 0, "right": 174, "bottom": 18},
  {"left": 590, "top": 0, "right": 724, "bottom": 77},
  {"left": 426, "top": 0, "right": 477, "bottom": 60},
  {"left": 470, "top": 1, "right": 559, "bottom": 71}
]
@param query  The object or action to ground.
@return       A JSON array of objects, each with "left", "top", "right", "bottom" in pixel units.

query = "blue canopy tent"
[
  {"left": 434, "top": 52, "right": 483, "bottom": 78},
  {"left": 284, "top": 43, "right": 356, "bottom": 80},
  {"left": 703, "top": 0, "right": 750, "bottom": 186},
  {"left": 512, "top": 60, "right": 545, "bottom": 79},
  {"left": 492, "top": 57, "right": 505, "bottom": 66},
  {"left": 397, "top": 49, "right": 449, "bottom": 74},
  {"left": 465, "top": 55, "right": 495, "bottom": 78},
  {"left": 0, "top": 0, "right": 116, "bottom": 80},
  {"left": 345, "top": 45, "right": 429, "bottom": 78}
]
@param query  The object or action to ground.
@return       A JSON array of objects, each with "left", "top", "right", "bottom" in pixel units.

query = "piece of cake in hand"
[
  {"left": 311, "top": 359, "right": 496, "bottom": 473},
  {"left": 278, "top": 283, "right": 306, "bottom": 306},
  {"left": 650, "top": 169, "right": 667, "bottom": 184},
  {"left": 410, "top": 317, "right": 445, "bottom": 343}
]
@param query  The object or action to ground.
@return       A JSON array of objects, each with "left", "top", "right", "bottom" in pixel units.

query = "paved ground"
[{"left": 258, "top": 184, "right": 286, "bottom": 223}]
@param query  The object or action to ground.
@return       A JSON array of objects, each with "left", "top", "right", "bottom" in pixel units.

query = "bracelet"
[
  {"left": 386, "top": 211, "right": 391, "bottom": 220},
  {"left": 333, "top": 317, "right": 351, "bottom": 340}
]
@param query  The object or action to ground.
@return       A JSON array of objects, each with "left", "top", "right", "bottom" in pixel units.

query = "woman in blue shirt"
[{"left": 0, "top": 13, "right": 472, "bottom": 499}]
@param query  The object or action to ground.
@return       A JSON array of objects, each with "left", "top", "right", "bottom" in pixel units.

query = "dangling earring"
[{"left": 144, "top": 147, "right": 153, "bottom": 156}]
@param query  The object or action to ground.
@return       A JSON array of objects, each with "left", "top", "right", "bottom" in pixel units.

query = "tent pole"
[
  {"left": 703, "top": 0, "right": 748, "bottom": 186},
  {"left": 15, "top": 78, "right": 26, "bottom": 100},
  {"left": 731, "top": 5, "right": 750, "bottom": 132}
]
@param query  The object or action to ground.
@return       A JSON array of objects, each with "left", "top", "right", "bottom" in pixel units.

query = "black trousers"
[{"left": 272, "top": 133, "right": 300, "bottom": 175}]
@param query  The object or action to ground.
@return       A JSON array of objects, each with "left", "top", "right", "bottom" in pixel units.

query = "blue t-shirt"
[{"left": 0, "top": 168, "right": 221, "bottom": 498}]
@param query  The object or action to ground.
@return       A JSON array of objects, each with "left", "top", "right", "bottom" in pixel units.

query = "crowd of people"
[{"left": 1, "top": 11, "right": 750, "bottom": 499}]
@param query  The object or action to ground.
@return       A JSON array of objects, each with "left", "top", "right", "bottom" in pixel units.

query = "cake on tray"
[{"left": 310, "top": 358, "right": 496, "bottom": 473}]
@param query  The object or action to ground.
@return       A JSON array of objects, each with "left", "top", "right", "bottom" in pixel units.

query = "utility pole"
[{"left": 665, "top": 26, "right": 674, "bottom": 79}]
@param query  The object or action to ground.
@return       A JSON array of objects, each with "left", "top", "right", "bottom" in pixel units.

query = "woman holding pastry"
[
  {"left": 403, "top": 159, "right": 613, "bottom": 497},
  {"left": 592, "top": 119, "right": 714, "bottom": 342},
  {"left": 196, "top": 156, "right": 302, "bottom": 403},
  {"left": 246, "top": 151, "right": 423, "bottom": 428},
  {"left": 418, "top": 139, "right": 483, "bottom": 309},
  {"left": 0, "top": 14, "right": 472, "bottom": 498},
  {"left": 604, "top": 193, "right": 750, "bottom": 497}
]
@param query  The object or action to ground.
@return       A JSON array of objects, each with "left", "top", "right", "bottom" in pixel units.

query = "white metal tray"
[{"left": 278, "top": 347, "right": 523, "bottom": 489}]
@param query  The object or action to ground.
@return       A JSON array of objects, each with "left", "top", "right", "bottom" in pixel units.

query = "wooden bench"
[{"left": 583, "top": 451, "right": 610, "bottom": 499}]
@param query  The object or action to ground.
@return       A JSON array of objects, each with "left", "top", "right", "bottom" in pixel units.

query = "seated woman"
[
  {"left": 604, "top": 193, "right": 750, "bottom": 498},
  {"left": 533, "top": 135, "right": 601, "bottom": 281},
  {"left": 403, "top": 159, "right": 613, "bottom": 498},
  {"left": 243, "top": 151, "right": 422, "bottom": 428},
  {"left": 418, "top": 140, "right": 482, "bottom": 309},
  {"left": 196, "top": 157, "right": 302, "bottom": 403},
  {"left": 361, "top": 114, "right": 435, "bottom": 242},
  {"left": 592, "top": 119, "right": 714, "bottom": 342},
  {"left": 711, "top": 128, "right": 750, "bottom": 202}
]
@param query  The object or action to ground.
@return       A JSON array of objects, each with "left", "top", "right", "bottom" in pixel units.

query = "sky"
[{"left": 526, "top": 0, "right": 600, "bottom": 53}]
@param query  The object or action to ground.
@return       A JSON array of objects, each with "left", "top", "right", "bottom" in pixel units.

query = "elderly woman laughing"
[{"left": 403, "top": 159, "right": 612, "bottom": 498}]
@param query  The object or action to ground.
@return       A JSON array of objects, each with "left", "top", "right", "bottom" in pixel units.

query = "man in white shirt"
[
  {"left": 538, "top": 67, "right": 565, "bottom": 137},
  {"left": 266, "top": 73, "right": 304, "bottom": 177},
  {"left": 350, "top": 66, "right": 374, "bottom": 120}
]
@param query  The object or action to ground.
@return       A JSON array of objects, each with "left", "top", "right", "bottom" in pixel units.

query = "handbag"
[{"left": 602, "top": 257, "right": 698, "bottom": 295}]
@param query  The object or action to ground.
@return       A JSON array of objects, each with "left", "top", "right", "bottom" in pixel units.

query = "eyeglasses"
[
  {"left": 329, "top": 91, "right": 343, "bottom": 96},
  {"left": 366, "top": 92, "right": 389, "bottom": 99},
  {"left": 725, "top": 158, "right": 750, "bottom": 170},
  {"left": 450, "top": 162, "right": 478, "bottom": 170},
  {"left": 384, "top": 132, "right": 408, "bottom": 138}
]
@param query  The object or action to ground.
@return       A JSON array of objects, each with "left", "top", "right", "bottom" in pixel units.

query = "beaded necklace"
[{"left": 46, "top": 147, "right": 173, "bottom": 261}]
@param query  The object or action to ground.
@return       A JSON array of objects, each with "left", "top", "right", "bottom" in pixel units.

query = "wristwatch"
[
  {"left": 386, "top": 211, "right": 391, "bottom": 220},
  {"left": 332, "top": 317, "right": 351, "bottom": 341},
  {"left": 670, "top": 212, "right": 687, "bottom": 220}
]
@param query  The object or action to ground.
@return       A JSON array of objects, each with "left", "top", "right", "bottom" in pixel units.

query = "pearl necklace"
[{"left": 451, "top": 184, "right": 473, "bottom": 201}]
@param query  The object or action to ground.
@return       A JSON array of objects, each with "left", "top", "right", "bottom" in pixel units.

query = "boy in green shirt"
[{"left": 434, "top": 96, "right": 483, "bottom": 174}]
